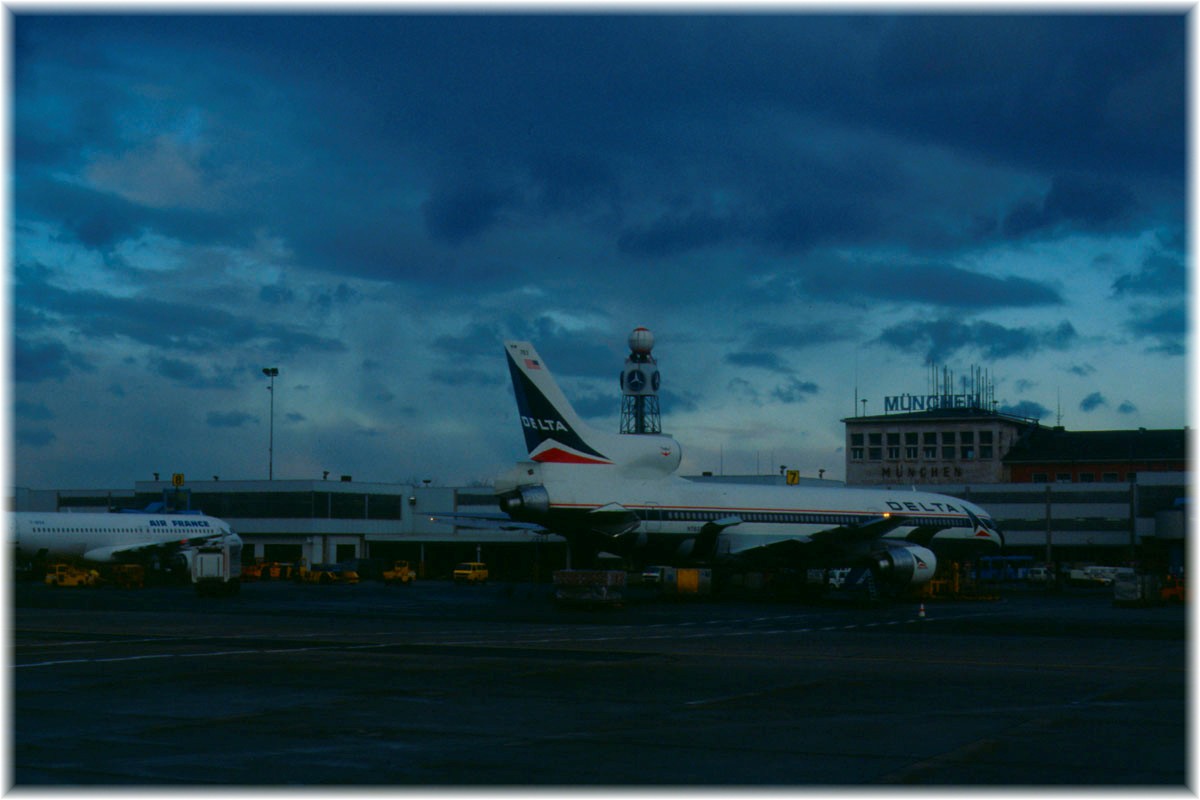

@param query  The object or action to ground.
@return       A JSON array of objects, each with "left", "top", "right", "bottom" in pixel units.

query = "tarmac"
[{"left": 11, "top": 578, "right": 1189, "bottom": 787}]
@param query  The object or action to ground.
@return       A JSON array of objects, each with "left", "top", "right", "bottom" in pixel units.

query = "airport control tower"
[{"left": 619, "top": 326, "right": 662, "bottom": 435}]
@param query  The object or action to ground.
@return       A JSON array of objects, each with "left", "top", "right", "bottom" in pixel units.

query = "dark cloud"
[
  {"left": 772, "top": 377, "right": 820, "bottom": 404},
  {"left": 570, "top": 391, "right": 621, "bottom": 421},
  {"left": 1118, "top": 401, "right": 1138, "bottom": 414},
  {"left": 1002, "top": 175, "right": 1137, "bottom": 239},
  {"left": 744, "top": 320, "right": 860, "bottom": 351},
  {"left": 422, "top": 183, "right": 513, "bottom": 244},
  {"left": 17, "top": 175, "right": 255, "bottom": 252},
  {"left": 724, "top": 351, "right": 791, "bottom": 374},
  {"left": 13, "top": 337, "right": 86, "bottom": 383},
  {"left": 153, "top": 357, "right": 235, "bottom": 390},
  {"left": 660, "top": 389, "right": 700, "bottom": 415},
  {"left": 751, "top": 257, "right": 1062, "bottom": 311},
  {"left": 16, "top": 266, "right": 347, "bottom": 358},
  {"left": 260, "top": 284, "right": 295, "bottom": 305},
  {"left": 1079, "top": 391, "right": 1107, "bottom": 412},
  {"left": 726, "top": 377, "right": 764, "bottom": 406},
  {"left": 871, "top": 16, "right": 1184, "bottom": 179},
  {"left": 875, "top": 318, "right": 1077, "bottom": 363},
  {"left": 433, "top": 316, "right": 618, "bottom": 379},
  {"left": 430, "top": 368, "right": 501, "bottom": 388},
  {"left": 618, "top": 211, "right": 735, "bottom": 258},
  {"left": 1000, "top": 400, "right": 1051, "bottom": 420},
  {"left": 15, "top": 401, "right": 54, "bottom": 421},
  {"left": 206, "top": 410, "right": 257, "bottom": 428},
  {"left": 1112, "top": 251, "right": 1186, "bottom": 296},
  {"left": 1125, "top": 302, "right": 1185, "bottom": 355}
]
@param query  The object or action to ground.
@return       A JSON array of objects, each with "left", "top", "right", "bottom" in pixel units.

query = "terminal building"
[{"left": 842, "top": 380, "right": 1187, "bottom": 571}]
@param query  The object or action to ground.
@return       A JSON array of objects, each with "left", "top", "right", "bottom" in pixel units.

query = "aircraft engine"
[
  {"left": 497, "top": 485, "right": 550, "bottom": 518},
  {"left": 871, "top": 544, "right": 937, "bottom": 588}
]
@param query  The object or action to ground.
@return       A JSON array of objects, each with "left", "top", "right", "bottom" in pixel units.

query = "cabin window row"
[
  {"left": 32, "top": 527, "right": 149, "bottom": 534},
  {"left": 649, "top": 511, "right": 872, "bottom": 526}
]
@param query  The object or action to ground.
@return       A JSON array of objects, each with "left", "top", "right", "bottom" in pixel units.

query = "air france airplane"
[
  {"left": 486, "top": 340, "right": 1002, "bottom": 592},
  {"left": 12, "top": 511, "right": 241, "bottom": 567}
]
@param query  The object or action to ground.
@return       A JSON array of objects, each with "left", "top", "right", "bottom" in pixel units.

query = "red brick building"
[{"left": 1002, "top": 427, "right": 1187, "bottom": 483}]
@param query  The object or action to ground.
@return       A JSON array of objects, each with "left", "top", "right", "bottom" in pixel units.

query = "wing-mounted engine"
[{"left": 871, "top": 543, "right": 937, "bottom": 588}]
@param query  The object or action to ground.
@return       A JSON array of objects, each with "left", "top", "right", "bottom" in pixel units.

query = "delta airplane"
[
  {"left": 12, "top": 511, "right": 240, "bottom": 568},
  {"left": 474, "top": 340, "right": 1003, "bottom": 593}
]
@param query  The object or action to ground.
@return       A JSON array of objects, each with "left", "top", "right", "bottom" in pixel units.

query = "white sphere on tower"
[{"left": 629, "top": 326, "right": 654, "bottom": 355}]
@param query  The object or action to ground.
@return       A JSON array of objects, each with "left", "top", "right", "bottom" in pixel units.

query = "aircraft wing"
[
  {"left": 585, "top": 503, "right": 641, "bottom": 535},
  {"left": 723, "top": 514, "right": 920, "bottom": 558},
  {"left": 806, "top": 514, "right": 920, "bottom": 546},
  {"left": 82, "top": 532, "right": 229, "bottom": 562}
]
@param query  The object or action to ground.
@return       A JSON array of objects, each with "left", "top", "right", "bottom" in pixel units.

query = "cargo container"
[{"left": 553, "top": 569, "right": 625, "bottom": 607}]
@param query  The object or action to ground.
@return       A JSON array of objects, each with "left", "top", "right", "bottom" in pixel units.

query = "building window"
[
  {"left": 942, "top": 431, "right": 956, "bottom": 444},
  {"left": 869, "top": 447, "right": 882, "bottom": 460},
  {"left": 886, "top": 433, "right": 900, "bottom": 459},
  {"left": 1102, "top": 472, "right": 1120, "bottom": 482},
  {"left": 979, "top": 430, "right": 993, "bottom": 444},
  {"left": 942, "top": 446, "right": 956, "bottom": 460},
  {"left": 980, "top": 445, "right": 993, "bottom": 460},
  {"left": 869, "top": 433, "right": 882, "bottom": 446},
  {"left": 923, "top": 432, "right": 937, "bottom": 459},
  {"left": 904, "top": 432, "right": 918, "bottom": 458},
  {"left": 1032, "top": 473, "right": 1049, "bottom": 483},
  {"left": 1056, "top": 473, "right": 1072, "bottom": 483},
  {"left": 1079, "top": 473, "right": 1095, "bottom": 482}
]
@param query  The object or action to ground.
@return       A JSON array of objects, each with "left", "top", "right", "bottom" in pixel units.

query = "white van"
[{"left": 1027, "top": 566, "right": 1053, "bottom": 585}]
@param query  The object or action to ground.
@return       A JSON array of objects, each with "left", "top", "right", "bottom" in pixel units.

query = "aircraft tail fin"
[{"left": 504, "top": 341, "right": 614, "bottom": 465}]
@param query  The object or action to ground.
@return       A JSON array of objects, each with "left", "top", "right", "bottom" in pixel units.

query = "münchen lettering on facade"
[{"left": 884, "top": 393, "right": 983, "bottom": 413}]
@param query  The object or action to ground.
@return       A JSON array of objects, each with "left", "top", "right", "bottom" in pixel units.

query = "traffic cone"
[{"left": 918, "top": 603, "right": 926, "bottom": 618}]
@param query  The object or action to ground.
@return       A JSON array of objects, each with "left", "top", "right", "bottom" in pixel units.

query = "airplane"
[
  {"left": 11, "top": 510, "right": 241, "bottom": 572},
  {"left": 460, "top": 340, "right": 1003, "bottom": 594}
]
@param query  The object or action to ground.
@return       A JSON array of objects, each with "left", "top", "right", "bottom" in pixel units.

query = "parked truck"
[
  {"left": 453, "top": 562, "right": 489, "bottom": 584},
  {"left": 191, "top": 534, "right": 242, "bottom": 596}
]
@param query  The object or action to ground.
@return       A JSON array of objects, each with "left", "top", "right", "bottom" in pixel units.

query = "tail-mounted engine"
[
  {"left": 497, "top": 485, "right": 550, "bottom": 520},
  {"left": 871, "top": 544, "right": 937, "bottom": 588}
]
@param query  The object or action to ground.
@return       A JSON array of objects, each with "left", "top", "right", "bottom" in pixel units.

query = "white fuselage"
[
  {"left": 497, "top": 459, "right": 1002, "bottom": 554},
  {"left": 12, "top": 512, "right": 236, "bottom": 563}
]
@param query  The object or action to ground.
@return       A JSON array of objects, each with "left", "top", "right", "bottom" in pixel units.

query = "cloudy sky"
[{"left": 10, "top": 11, "right": 1188, "bottom": 490}]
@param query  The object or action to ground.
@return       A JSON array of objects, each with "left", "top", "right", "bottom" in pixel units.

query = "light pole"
[{"left": 262, "top": 367, "right": 278, "bottom": 480}]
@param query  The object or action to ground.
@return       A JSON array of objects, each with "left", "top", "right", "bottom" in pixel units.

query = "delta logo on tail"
[{"left": 506, "top": 349, "right": 613, "bottom": 465}]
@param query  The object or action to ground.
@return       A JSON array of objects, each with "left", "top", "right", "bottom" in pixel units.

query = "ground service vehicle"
[
  {"left": 109, "top": 563, "right": 145, "bottom": 589},
  {"left": 1161, "top": 574, "right": 1186, "bottom": 604},
  {"left": 44, "top": 563, "right": 100, "bottom": 587},
  {"left": 192, "top": 535, "right": 242, "bottom": 596},
  {"left": 453, "top": 562, "right": 488, "bottom": 584},
  {"left": 1026, "top": 566, "right": 1055, "bottom": 587},
  {"left": 296, "top": 561, "right": 359, "bottom": 584},
  {"left": 383, "top": 560, "right": 416, "bottom": 585}
]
